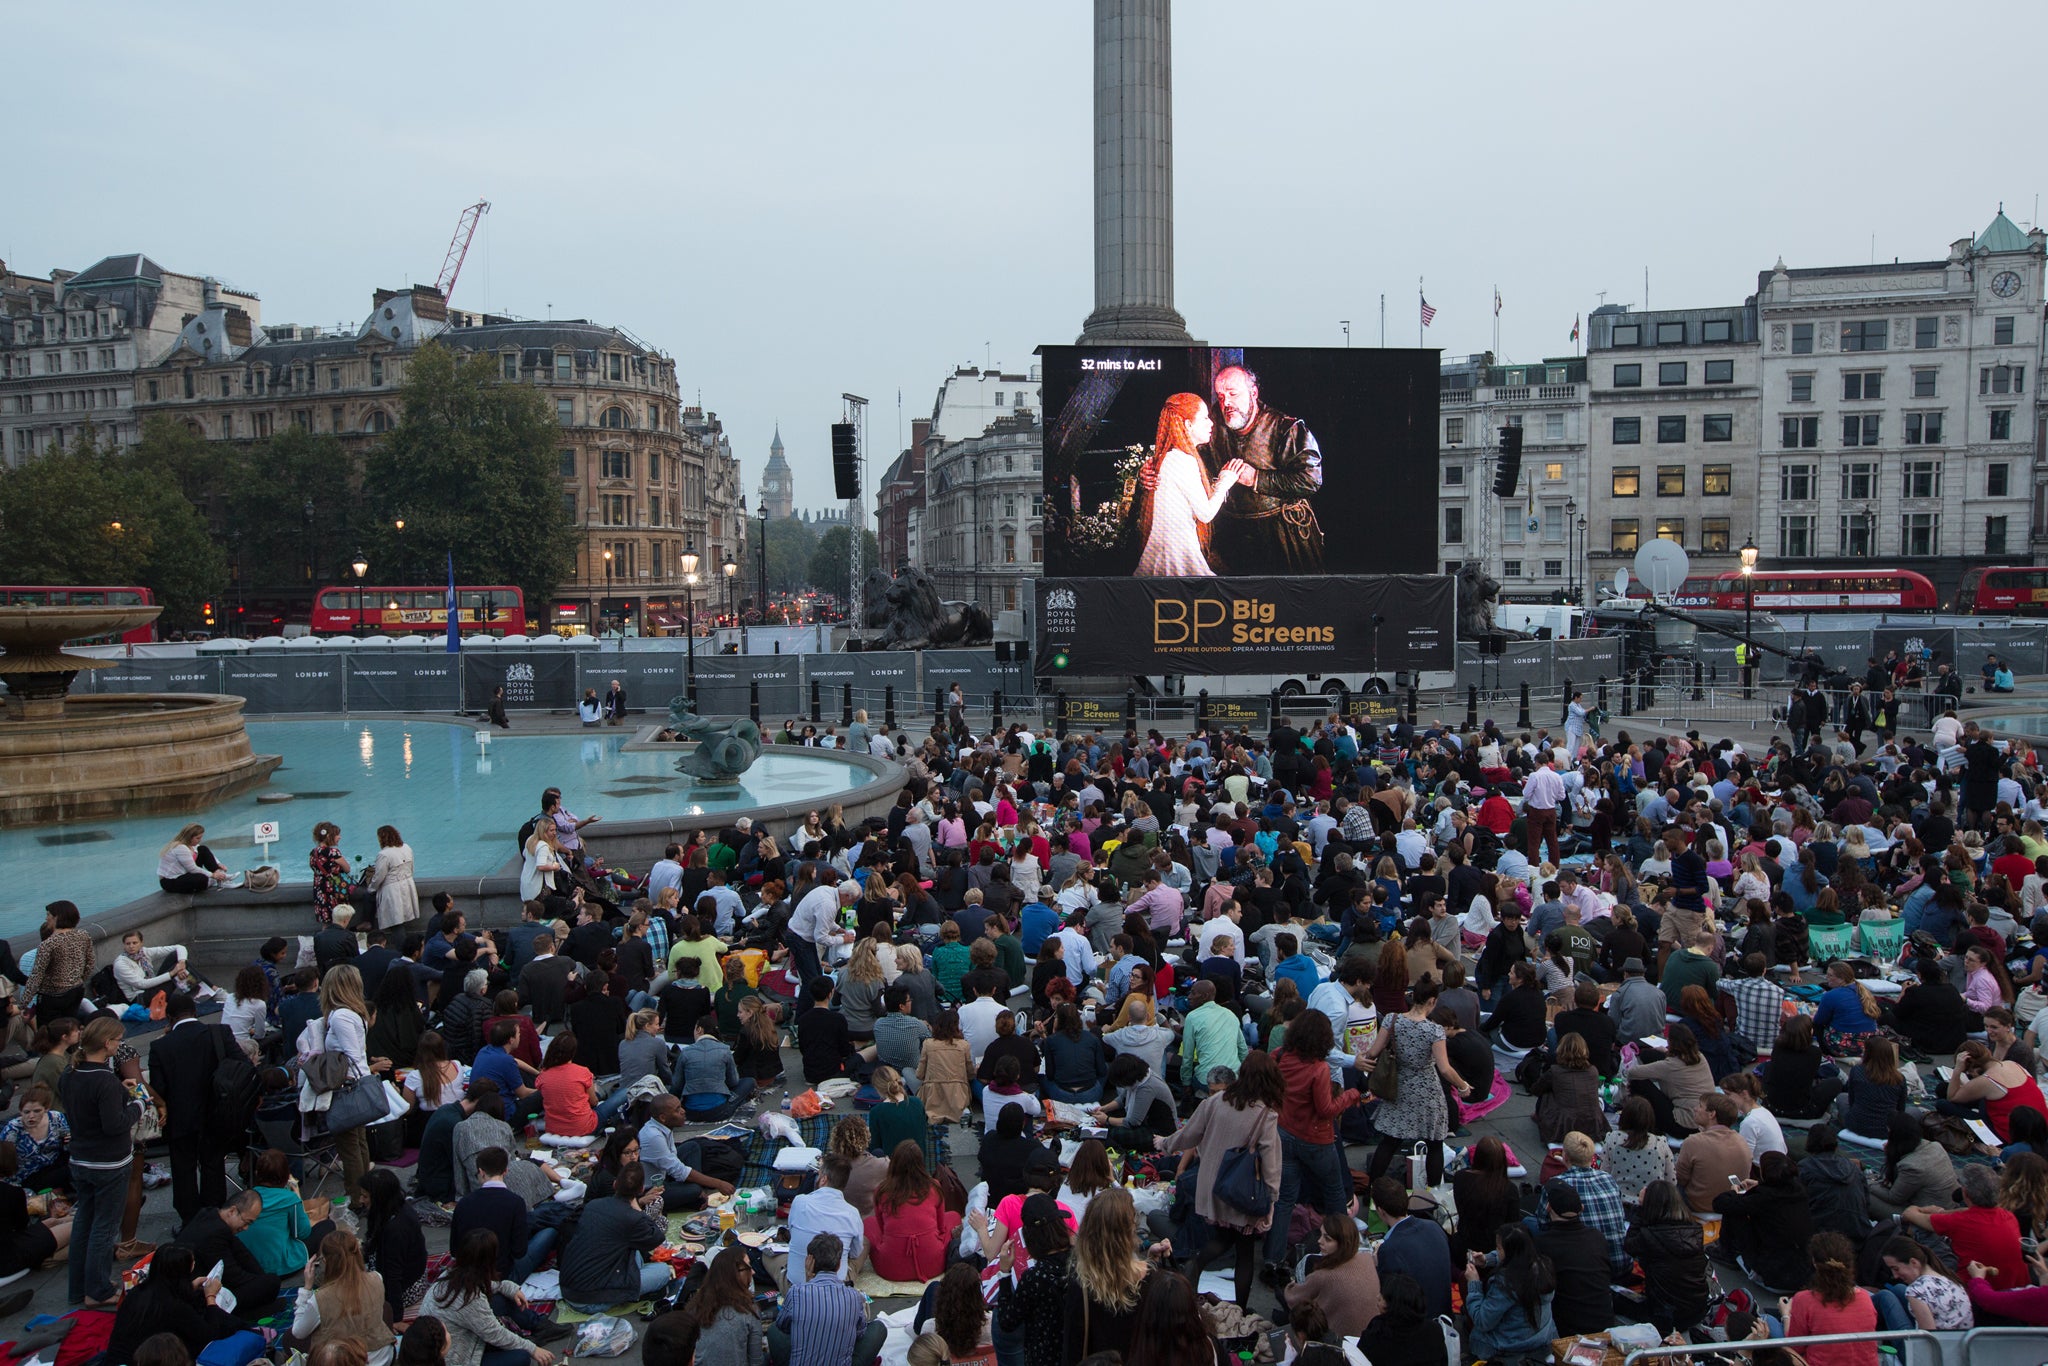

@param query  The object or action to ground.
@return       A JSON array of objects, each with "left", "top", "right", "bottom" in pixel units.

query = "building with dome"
[{"left": 758, "top": 427, "right": 794, "bottom": 520}]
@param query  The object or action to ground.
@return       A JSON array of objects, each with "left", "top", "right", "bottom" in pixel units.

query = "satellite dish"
[
  {"left": 1612, "top": 567, "right": 1631, "bottom": 599},
  {"left": 1633, "top": 540, "right": 1691, "bottom": 600}
]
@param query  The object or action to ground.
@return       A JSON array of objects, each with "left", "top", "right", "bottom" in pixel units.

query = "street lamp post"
[
  {"left": 350, "top": 551, "right": 369, "bottom": 639},
  {"left": 601, "top": 549, "right": 613, "bottom": 639},
  {"left": 1563, "top": 497, "right": 1578, "bottom": 605},
  {"left": 1740, "top": 537, "right": 1759, "bottom": 698},
  {"left": 680, "top": 541, "right": 700, "bottom": 710},
  {"left": 1575, "top": 515, "right": 1587, "bottom": 607},
  {"left": 722, "top": 554, "right": 738, "bottom": 626}
]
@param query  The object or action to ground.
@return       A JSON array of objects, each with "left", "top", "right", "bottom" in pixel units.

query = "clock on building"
[{"left": 1991, "top": 270, "right": 2023, "bottom": 298}]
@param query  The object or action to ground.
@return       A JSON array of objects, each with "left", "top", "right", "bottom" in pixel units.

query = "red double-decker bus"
[
  {"left": 310, "top": 585, "right": 528, "bottom": 636},
  {"left": 1958, "top": 566, "right": 2048, "bottom": 615},
  {"left": 0, "top": 585, "right": 158, "bottom": 642},
  {"left": 1631, "top": 569, "right": 1937, "bottom": 612}
]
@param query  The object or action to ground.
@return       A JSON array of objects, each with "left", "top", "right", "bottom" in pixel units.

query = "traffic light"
[
  {"left": 202, "top": 601, "right": 216, "bottom": 627},
  {"left": 1493, "top": 424, "right": 1524, "bottom": 497},
  {"left": 831, "top": 423, "right": 859, "bottom": 499}
]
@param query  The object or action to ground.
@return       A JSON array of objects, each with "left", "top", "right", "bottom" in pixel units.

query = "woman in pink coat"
[{"left": 862, "top": 1141, "right": 961, "bottom": 1282}]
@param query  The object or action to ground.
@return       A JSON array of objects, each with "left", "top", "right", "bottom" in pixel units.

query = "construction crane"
[{"left": 434, "top": 200, "right": 491, "bottom": 302}]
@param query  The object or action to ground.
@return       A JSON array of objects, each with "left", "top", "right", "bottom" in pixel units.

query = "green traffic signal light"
[{"left": 1052, "top": 652, "right": 1070, "bottom": 670}]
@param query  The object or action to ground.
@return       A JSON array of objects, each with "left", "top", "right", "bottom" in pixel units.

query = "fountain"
[{"left": 0, "top": 605, "right": 280, "bottom": 828}]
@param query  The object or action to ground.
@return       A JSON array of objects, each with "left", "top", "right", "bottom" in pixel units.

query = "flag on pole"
[
  {"left": 1493, "top": 288, "right": 1502, "bottom": 317},
  {"left": 1419, "top": 297, "right": 1437, "bottom": 327},
  {"left": 444, "top": 550, "right": 461, "bottom": 654},
  {"left": 1571, "top": 314, "right": 1581, "bottom": 342}
]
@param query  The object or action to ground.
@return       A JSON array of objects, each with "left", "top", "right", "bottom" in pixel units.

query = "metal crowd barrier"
[{"left": 1623, "top": 1328, "right": 1945, "bottom": 1366}]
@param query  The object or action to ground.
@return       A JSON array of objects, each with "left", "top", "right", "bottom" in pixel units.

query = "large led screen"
[{"left": 1040, "top": 345, "right": 1439, "bottom": 579}]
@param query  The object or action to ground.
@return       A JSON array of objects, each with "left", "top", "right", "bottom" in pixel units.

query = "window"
[
  {"left": 1986, "top": 516, "right": 2010, "bottom": 556},
  {"left": 1781, "top": 415, "right": 1819, "bottom": 448},
  {"left": 556, "top": 398, "right": 573, "bottom": 424},
  {"left": 1701, "top": 517, "right": 1731, "bottom": 552},
  {"left": 329, "top": 406, "right": 342, "bottom": 432},
  {"left": 1912, "top": 370, "right": 1937, "bottom": 398},
  {"left": 647, "top": 404, "right": 659, "bottom": 430},
  {"left": 1657, "top": 465, "right": 1686, "bottom": 496},
  {"left": 1840, "top": 320, "right": 1888, "bottom": 352},
  {"left": 502, "top": 354, "right": 518, "bottom": 380},
  {"left": 1841, "top": 461, "right": 1876, "bottom": 500},
  {"left": 1444, "top": 416, "right": 1465, "bottom": 443},
  {"left": 1656, "top": 321, "right": 1686, "bottom": 345},
  {"left": 1989, "top": 463, "right": 2011, "bottom": 497},
  {"left": 1779, "top": 514, "right": 1815, "bottom": 558},
  {"left": 1656, "top": 518, "right": 1685, "bottom": 545},
  {"left": 1002, "top": 530, "right": 1017, "bottom": 564},
  {"left": 608, "top": 354, "right": 623, "bottom": 381},
  {"left": 1543, "top": 559, "right": 1563, "bottom": 577},
  {"left": 1903, "top": 412, "right": 1944, "bottom": 444},
  {"left": 1704, "top": 359, "right": 1734, "bottom": 384},
  {"left": 1502, "top": 507, "right": 1523, "bottom": 543},
  {"left": 1840, "top": 414, "right": 1880, "bottom": 446},
  {"left": 1900, "top": 512, "right": 1939, "bottom": 556},
  {"left": 1902, "top": 460, "right": 1940, "bottom": 499},
  {"left": 1611, "top": 518, "right": 1640, "bottom": 552},
  {"left": 1544, "top": 462, "right": 1563, "bottom": 481},
  {"left": 1612, "top": 324, "right": 1641, "bottom": 346},
  {"left": 599, "top": 406, "right": 629, "bottom": 429},
  {"left": 1703, "top": 319, "right": 1733, "bottom": 343},
  {"left": 648, "top": 494, "right": 662, "bottom": 527},
  {"left": 1543, "top": 505, "right": 1564, "bottom": 541},
  {"left": 145, "top": 380, "right": 158, "bottom": 402},
  {"left": 327, "top": 366, "right": 341, "bottom": 391},
  {"left": 1703, "top": 414, "right": 1733, "bottom": 443},
  {"left": 1838, "top": 513, "right": 1874, "bottom": 557},
  {"left": 1658, "top": 361, "right": 1687, "bottom": 386},
  {"left": 1502, "top": 559, "right": 1523, "bottom": 579},
  {"left": 554, "top": 354, "right": 572, "bottom": 381},
  {"left": 1544, "top": 412, "right": 1564, "bottom": 441},
  {"left": 1031, "top": 531, "right": 1043, "bottom": 563},
  {"left": 1789, "top": 374, "right": 1813, "bottom": 403},
  {"left": 561, "top": 492, "right": 577, "bottom": 522},
  {"left": 1781, "top": 463, "right": 1816, "bottom": 501},
  {"left": 1613, "top": 417, "right": 1641, "bottom": 444},
  {"left": 1611, "top": 466, "right": 1640, "bottom": 497},
  {"left": 1703, "top": 464, "right": 1732, "bottom": 496},
  {"left": 1613, "top": 363, "right": 1642, "bottom": 387},
  {"left": 370, "top": 357, "right": 384, "bottom": 386},
  {"left": 1656, "top": 415, "right": 1686, "bottom": 443},
  {"left": 364, "top": 409, "right": 391, "bottom": 434},
  {"left": 218, "top": 375, "right": 231, "bottom": 398},
  {"left": 602, "top": 494, "right": 632, "bottom": 527},
  {"left": 1991, "top": 409, "right": 2013, "bottom": 440},
  {"left": 559, "top": 449, "right": 576, "bottom": 477},
  {"left": 601, "top": 449, "right": 632, "bottom": 480},
  {"left": 1912, "top": 317, "right": 1937, "bottom": 349},
  {"left": 1792, "top": 323, "right": 1814, "bottom": 354},
  {"left": 1995, "top": 316, "right": 2016, "bottom": 346},
  {"left": 1842, "top": 372, "right": 1883, "bottom": 400},
  {"left": 1442, "top": 507, "right": 1463, "bottom": 543},
  {"left": 1443, "top": 463, "right": 1465, "bottom": 486}
]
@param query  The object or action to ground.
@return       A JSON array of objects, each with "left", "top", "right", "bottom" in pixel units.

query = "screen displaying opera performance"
[{"left": 1034, "top": 344, "right": 1453, "bottom": 679}]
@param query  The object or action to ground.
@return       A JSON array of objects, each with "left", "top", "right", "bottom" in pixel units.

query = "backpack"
[
  {"left": 691, "top": 1136, "right": 746, "bottom": 1187},
  {"left": 206, "top": 1026, "right": 263, "bottom": 1146},
  {"left": 515, "top": 811, "right": 550, "bottom": 853}
]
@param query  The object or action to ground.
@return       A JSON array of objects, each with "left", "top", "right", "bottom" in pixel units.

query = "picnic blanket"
[
  {"left": 853, "top": 1268, "right": 931, "bottom": 1299},
  {"left": 739, "top": 1113, "right": 950, "bottom": 1188}
]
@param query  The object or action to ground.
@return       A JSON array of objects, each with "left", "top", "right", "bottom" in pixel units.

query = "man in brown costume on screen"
[{"left": 1203, "top": 364, "right": 1324, "bottom": 575}]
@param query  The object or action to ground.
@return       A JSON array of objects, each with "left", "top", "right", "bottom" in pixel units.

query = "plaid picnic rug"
[{"left": 738, "top": 1113, "right": 951, "bottom": 1187}]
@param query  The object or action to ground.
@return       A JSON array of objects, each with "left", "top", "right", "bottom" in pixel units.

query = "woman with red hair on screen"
[{"left": 1134, "top": 393, "right": 1248, "bottom": 577}]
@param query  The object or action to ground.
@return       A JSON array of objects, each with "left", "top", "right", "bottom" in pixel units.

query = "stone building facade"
[
  {"left": 915, "top": 366, "right": 1044, "bottom": 618},
  {"left": 0, "top": 254, "right": 260, "bottom": 464},
  {"left": 130, "top": 283, "right": 741, "bottom": 635}
]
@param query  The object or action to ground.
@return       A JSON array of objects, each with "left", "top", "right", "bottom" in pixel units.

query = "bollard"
[
  {"left": 1517, "top": 682, "right": 1531, "bottom": 730},
  {"left": 841, "top": 684, "right": 853, "bottom": 726},
  {"left": 884, "top": 685, "right": 896, "bottom": 730},
  {"left": 1124, "top": 688, "right": 1137, "bottom": 734},
  {"left": 1560, "top": 678, "right": 1573, "bottom": 727},
  {"left": 1597, "top": 676, "right": 1608, "bottom": 714},
  {"left": 749, "top": 680, "right": 760, "bottom": 723},
  {"left": 992, "top": 690, "right": 1004, "bottom": 732},
  {"left": 1269, "top": 689, "right": 1283, "bottom": 729},
  {"left": 1692, "top": 659, "right": 1705, "bottom": 702},
  {"left": 1197, "top": 689, "right": 1210, "bottom": 728},
  {"left": 1620, "top": 673, "right": 1633, "bottom": 717},
  {"left": 935, "top": 686, "right": 947, "bottom": 725},
  {"left": 1338, "top": 685, "right": 1352, "bottom": 720},
  {"left": 1055, "top": 689, "right": 1069, "bottom": 739},
  {"left": 1405, "top": 684, "right": 1418, "bottom": 726},
  {"left": 1466, "top": 685, "right": 1478, "bottom": 730},
  {"left": 809, "top": 680, "right": 821, "bottom": 724}
]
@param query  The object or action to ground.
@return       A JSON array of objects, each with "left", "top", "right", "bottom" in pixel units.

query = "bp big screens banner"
[
  {"left": 1035, "top": 575, "right": 1454, "bottom": 679},
  {"left": 1040, "top": 344, "right": 1438, "bottom": 580}
]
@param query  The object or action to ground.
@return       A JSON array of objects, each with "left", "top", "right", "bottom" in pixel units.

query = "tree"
[
  {"left": 358, "top": 343, "right": 576, "bottom": 616},
  {"left": 218, "top": 426, "right": 359, "bottom": 593},
  {"left": 763, "top": 517, "right": 817, "bottom": 596},
  {"left": 0, "top": 426, "right": 226, "bottom": 630},
  {"left": 807, "top": 525, "right": 880, "bottom": 603}
]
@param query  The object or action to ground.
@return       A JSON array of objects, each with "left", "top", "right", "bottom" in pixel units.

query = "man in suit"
[
  {"left": 519, "top": 933, "right": 579, "bottom": 1026},
  {"left": 311, "top": 906, "right": 360, "bottom": 976},
  {"left": 149, "top": 992, "right": 238, "bottom": 1224},
  {"left": 170, "top": 1190, "right": 281, "bottom": 1307},
  {"left": 1370, "top": 1175, "right": 1452, "bottom": 1319},
  {"left": 355, "top": 928, "right": 399, "bottom": 999}
]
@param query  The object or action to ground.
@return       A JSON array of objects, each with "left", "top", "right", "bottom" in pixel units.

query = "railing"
[
  {"left": 1538, "top": 383, "right": 1582, "bottom": 400},
  {"left": 1624, "top": 1328, "right": 1944, "bottom": 1366}
]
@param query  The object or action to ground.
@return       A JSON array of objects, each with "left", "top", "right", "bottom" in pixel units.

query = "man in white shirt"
[
  {"left": 959, "top": 981, "right": 1007, "bottom": 1064},
  {"left": 1522, "top": 755, "right": 1566, "bottom": 864},
  {"left": 1304, "top": 803, "right": 1338, "bottom": 858},
  {"left": 784, "top": 1154, "right": 865, "bottom": 1285},
  {"left": 787, "top": 879, "right": 857, "bottom": 991},
  {"left": 1394, "top": 818, "right": 1428, "bottom": 870},
  {"left": 868, "top": 730, "right": 896, "bottom": 761},
  {"left": 1196, "top": 903, "right": 1247, "bottom": 964},
  {"left": 1052, "top": 913, "right": 1098, "bottom": 988},
  {"left": 114, "top": 931, "right": 193, "bottom": 1003},
  {"left": 646, "top": 845, "right": 685, "bottom": 904},
  {"left": 697, "top": 872, "right": 745, "bottom": 939}
]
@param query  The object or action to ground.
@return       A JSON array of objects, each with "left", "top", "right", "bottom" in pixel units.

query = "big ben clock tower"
[{"left": 758, "top": 426, "right": 794, "bottom": 521}]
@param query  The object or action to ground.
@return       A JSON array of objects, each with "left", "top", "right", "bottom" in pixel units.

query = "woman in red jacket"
[
  {"left": 1262, "top": 1008, "right": 1364, "bottom": 1282},
  {"left": 863, "top": 1140, "right": 961, "bottom": 1282}
]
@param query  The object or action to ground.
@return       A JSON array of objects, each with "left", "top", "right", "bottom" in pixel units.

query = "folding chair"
[
  {"left": 247, "top": 1113, "right": 342, "bottom": 1198},
  {"left": 1809, "top": 924, "right": 1855, "bottom": 963}
]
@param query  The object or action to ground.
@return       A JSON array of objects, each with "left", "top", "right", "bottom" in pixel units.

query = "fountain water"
[{"left": 0, "top": 606, "right": 280, "bottom": 827}]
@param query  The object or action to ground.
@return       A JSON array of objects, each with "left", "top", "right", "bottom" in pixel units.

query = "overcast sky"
[{"left": 7, "top": 3, "right": 2033, "bottom": 503}]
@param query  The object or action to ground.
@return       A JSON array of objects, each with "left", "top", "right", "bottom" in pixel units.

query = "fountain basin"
[{"left": 0, "top": 693, "right": 282, "bottom": 828}]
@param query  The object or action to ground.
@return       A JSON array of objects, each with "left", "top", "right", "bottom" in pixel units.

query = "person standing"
[
  {"left": 60, "top": 1017, "right": 140, "bottom": 1307},
  {"left": 371, "top": 827, "right": 420, "bottom": 932},
  {"left": 317, "top": 965, "right": 388, "bottom": 1203},
  {"left": 1522, "top": 756, "right": 1565, "bottom": 865},
  {"left": 1158, "top": 1050, "right": 1283, "bottom": 1307},
  {"left": 149, "top": 992, "right": 239, "bottom": 1226}
]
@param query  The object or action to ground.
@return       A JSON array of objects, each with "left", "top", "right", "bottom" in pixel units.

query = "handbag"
[
  {"left": 303, "top": 1050, "right": 353, "bottom": 1095},
  {"left": 1366, "top": 1019, "right": 1400, "bottom": 1101},
  {"left": 1213, "top": 1140, "right": 1272, "bottom": 1218},
  {"left": 129, "top": 1079, "right": 166, "bottom": 1144},
  {"left": 325, "top": 1074, "right": 391, "bottom": 1132}
]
